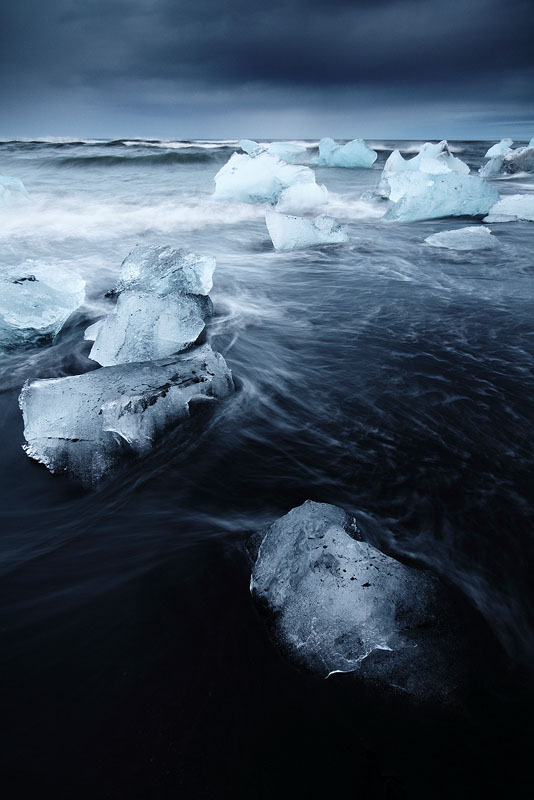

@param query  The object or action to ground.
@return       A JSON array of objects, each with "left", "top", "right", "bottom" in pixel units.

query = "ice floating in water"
[
  {"left": 265, "top": 211, "right": 348, "bottom": 251},
  {"left": 383, "top": 172, "right": 499, "bottom": 222},
  {"left": 483, "top": 194, "right": 534, "bottom": 223},
  {"left": 0, "top": 262, "right": 85, "bottom": 352},
  {"left": 383, "top": 141, "right": 470, "bottom": 177},
  {"left": 484, "top": 139, "right": 513, "bottom": 158},
  {"left": 213, "top": 152, "right": 316, "bottom": 203},
  {"left": 85, "top": 291, "right": 211, "bottom": 366},
  {"left": 250, "top": 501, "right": 440, "bottom": 679},
  {"left": 0, "top": 172, "right": 29, "bottom": 204},
  {"left": 267, "top": 141, "right": 307, "bottom": 163},
  {"left": 480, "top": 145, "right": 534, "bottom": 178},
  {"left": 276, "top": 182, "right": 328, "bottom": 213},
  {"left": 424, "top": 226, "right": 499, "bottom": 250},
  {"left": 318, "top": 137, "right": 377, "bottom": 168},
  {"left": 239, "top": 139, "right": 264, "bottom": 157},
  {"left": 19, "top": 344, "right": 234, "bottom": 484},
  {"left": 114, "top": 244, "right": 214, "bottom": 297}
]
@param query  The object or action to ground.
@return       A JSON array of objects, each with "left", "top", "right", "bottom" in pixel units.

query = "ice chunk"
[
  {"left": 265, "top": 211, "right": 348, "bottom": 251},
  {"left": 0, "top": 262, "right": 85, "bottom": 352},
  {"left": 19, "top": 343, "right": 234, "bottom": 484},
  {"left": 267, "top": 141, "right": 307, "bottom": 163},
  {"left": 480, "top": 145, "right": 534, "bottom": 178},
  {"left": 250, "top": 501, "right": 439, "bottom": 678},
  {"left": 484, "top": 139, "right": 513, "bottom": 158},
  {"left": 239, "top": 139, "right": 265, "bottom": 157},
  {"left": 383, "top": 172, "right": 499, "bottom": 222},
  {"left": 383, "top": 141, "right": 470, "bottom": 177},
  {"left": 213, "top": 151, "right": 316, "bottom": 203},
  {"left": 0, "top": 172, "right": 29, "bottom": 204},
  {"left": 318, "top": 137, "right": 377, "bottom": 168},
  {"left": 115, "top": 245, "right": 215, "bottom": 296},
  {"left": 276, "top": 182, "right": 328, "bottom": 213},
  {"left": 529, "top": 138, "right": 534, "bottom": 148},
  {"left": 85, "top": 291, "right": 211, "bottom": 367},
  {"left": 483, "top": 194, "right": 534, "bottom": 223},
  {"left": 424, "top": 226, "right": 499, "bottom": 250}
]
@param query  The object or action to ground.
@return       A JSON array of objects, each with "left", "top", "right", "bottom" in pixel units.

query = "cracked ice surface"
[
  {"left": 115, "top": 245, "right": 215, "bottom": 297},
  {"left": 19, "top": 343, "right": 234, "bottom": 484},
  {"left": 383, "top": 172, "right": 499, "bottom": 222}
]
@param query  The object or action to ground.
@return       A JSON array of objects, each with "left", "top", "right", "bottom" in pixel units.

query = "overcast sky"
[{"left": 1, "top": 0, "right": 533, "bottom": 139}]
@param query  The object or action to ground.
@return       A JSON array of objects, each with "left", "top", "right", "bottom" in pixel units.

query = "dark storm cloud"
[{"left": 1, "top": 0, "right": 533, "bottom": 136}]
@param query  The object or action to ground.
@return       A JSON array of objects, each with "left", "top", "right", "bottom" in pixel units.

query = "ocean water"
[{"left": 1, "top": 139, "right": 533, "bottom": 797}]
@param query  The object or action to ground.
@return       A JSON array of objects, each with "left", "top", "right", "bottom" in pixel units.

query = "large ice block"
[
  {"left": 0, "top": 262, "right": 85, "bottom": 352},
  {"left": 0, "top": 172, "right": 29, "bottom": 204},
  {"left": 213, "top": 151, "right": 316, "bottom": 203},
  {"left": 483, "top": 194, "right": 534, "bottom": 222},
  {"left": 318, "top": 137, "right": 377, "bottom": 168},
  {"left": 85, "top": 291, "right": 211, "bottom": 366},
  {"left": 424, "top": 226, "right": 499, "bottom": 250},
  {"left": 265, "top": 211, "right": 348, "bottom": 251},
  {"left": 19, "top": 344, "right": 234, "bottom": 483},
  {"left": 383, "top": 172, "right": 499, "bottom": 222},
  {"left": 484, "top": 139, "right": 513, "bottom": 158},
  {"left": 114, "top": 245, "right": 215, "bottom": 297},
  {"left": 275, "top": 182, "right": 328, "bottom": 213},
  {"left": 250, "top": 501, "right": 439, "bottom": 678}
]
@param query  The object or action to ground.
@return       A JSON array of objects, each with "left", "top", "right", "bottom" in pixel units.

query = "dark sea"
[{"left": 1, "top": 138, "right": 533, "bottom": 798}]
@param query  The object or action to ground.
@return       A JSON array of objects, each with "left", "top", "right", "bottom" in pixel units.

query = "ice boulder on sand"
[
  {"left": 275, "top": 182, "right": 328, "bottom": 213},
  {"left": 484, "top": 139, "right": 513, "bottom": 158},
  {"left": 483, "top": 194, "right": 534, "bottom": 223},
  {"left": 213, "top": 151, "right": 317, "bottom": 203},
  {"left": 114, "top": 245, "right": 215, "bottom": 297},
  {"left": 85, "top": 291, "right": 212, "bottom": 366},
  {"left": 19, "top": 344, "right": 234, "bottom": 484},
  {"left": 265, "top": 211, "right": 348, "bottom": 251},
  {"left": 0, "top": 262, "right": 85, "bottom": 352},
  {"left": 318, "top": 137, "right": 377, "bottom": 168},
  {"left": 250, "top": 501, "right": 443, "bottom": 680},
  {"left": 0, "top": 173, "right": 29, "bottom": 204},
  {"left": 383, "top": 172, "right": 499, "bottom": 222},
  {"left": 424, "top": 226, "right": 499, "bottom": 250}
]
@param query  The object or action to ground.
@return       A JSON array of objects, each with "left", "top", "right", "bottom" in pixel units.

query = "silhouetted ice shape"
[
  {"left": 383, "top": 172, "right": 499, "bottom": 222},
  {"left": 0, "top": 262, "right": 85, "bottom": 352},
  {"left": 115, "top": 245, "right": 215, "bottom": 296},
  {"left": 265, "top": 211, "right": 348, "bottom": 251},
  {"left": 19, "top": 344, "right": 234, "bottom": 483},
  {"left": 318, "top": 137, "right": 377, "bottom": 168},
  {"left": 483, "top": 194, "right": 534, "bottom": 222},
  {"left": 85, "top": 291, "right": 211, "bottom": 366},
  {"left": 250, "top": 501, "right": 439, "bottom": 678},
  {"left": 213, "top": 152, "right": 317, "bottom": 203},
  {"left": 0, "top": 172, "right": 29, "bottom": 204},
  {"left": 276, "top": 182, "right": 328, "bottom": 213},
  {"left": 484, "top": 139, "right": 513, "bottom": 158},
  {"left": 424, "top": 226, "right": 499, "bottom": 250}
]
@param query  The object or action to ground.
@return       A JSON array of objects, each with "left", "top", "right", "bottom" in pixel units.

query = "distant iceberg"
[
  {"left": 424, "top": 226, "right": 499, "bottom": 250},
  {"left": 0, "top": 262, "right": 85, "bottom": 352},
  {"left": 382, "top": 141, "right": 470, "bottom": 178},
  {"left": 265, "top": 211, "right": 348, "bottom": 251},
  {"left": 214, "top": 151, "right": 317, "bottom": 203},
  {"left": 483, "top": 194, "right": 534, "bottom": 222},
  {"left": 484, "top": 139, "right": 513, "bottom": 158},
  {"left": 383, "top": 172, "right": 499, "bottom": 222},
  {"left": 20, "top": 344, "right": 234, "bottom": 484},
  {"left": 318, "top": 137, "right": 377, "bottom": 168}
]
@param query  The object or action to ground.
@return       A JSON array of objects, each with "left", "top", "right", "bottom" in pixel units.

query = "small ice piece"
[
  {"left": 0, "top": 262, "right": 85, "bottom": 352},
  {"left": 239, "top": 139, "right": 265, "bottom": 157},
  {"left": 115, "top": 245, "right": 215, "bottom": 296},
  {"left": 213, "top": 151, "right": 317, "bottom": 203},
  {"left": 424, "top": 226, "right": 499, "bottom": 250},
  {"left": 19, "top": 343, "right": 234, "bottom": 483},
  {"left": 382, "top": 141, "right": 470, "bottom": 177},
  {"left": 267, "top": 141, "right": 307, "bottom": 163},
  {"left": 276, "top": 182, "right": 328, "bottom": 213},
  {"left": 85, "top": 291, "right": 211, "bottom": 366},
  {"left": 383, "top": 172, "right": 499, "bottom": 222},
  {"left": 250, "top": 501, "right": 439, "bottom": 678},
  {"left": 265, "top": 211, "right": 348, "bottom": 251},
  {"left": 529, "top": 138, "right": 534, "bottom": 148},
  {"left": 480, "top": 145, "right": 534, "bottom": 178},
  {"left": 0, "top": 172, "right": 29, "bottom": 204},
  {"left": 483, "top": 194, "right": 534, "bottom": 223},
  {"left": 484, "top": 139, "right": 513, "bottom": 158},
  {"left": 318, "top": 137, "right": 377, "bottom": 168}
]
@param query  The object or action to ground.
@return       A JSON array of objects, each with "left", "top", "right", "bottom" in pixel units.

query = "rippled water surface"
[{"left": 1, "top": 139, "right": 533, "bottom": 797}]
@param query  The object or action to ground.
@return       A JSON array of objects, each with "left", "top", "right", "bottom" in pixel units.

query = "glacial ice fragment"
[
  {"left": 115, "top": 245, "right": 215, "bottom": 297},
  {"left": 0, "top": 262, "right": 85, "bottom": 352},
  {"left": 239, "top": 139, "right": 265, "bottom": 157},
  {"left": 250, "top": 501, "right": 439, "bottom": 678},
  {"left": 318, "top": 137, "right": 377, "bottom": 168},
  {"left": 85, "top": 291, "right": 211, "bottom": 366},
  {"left": 275, "top": 182, "right": 328, "bottom": 213},
  {"left": 483, "top": 194, "right": 534, "bottom": 222},
  {"left": 484, "top": 139, "right": 513, "bottom": 158},
  {"left": 267, "top": 141, "right": 307, "bottom": 163},
  {"left": 382, "top": 141, "right": 470, "bottom": 178},
  {"left": 424, "top": 226, "right": 499, "bottom": 250},
  {"left": 19, "top": 343, "right": 234, "bottom": 483},
  {"left": 265, "top": 211, "right": 348, "bottom": 251},
  {"left": 383, "top": 172, "right": 499, "bottom": 222},
  {"left": 0, "top": 173, "right": 29, "bottom": 204},
  {"left": 213, "top": 152, "right": 316, "bottom": 203},
  {"left": 480, "top": 145, "right": 534, "bottom": 178}
]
